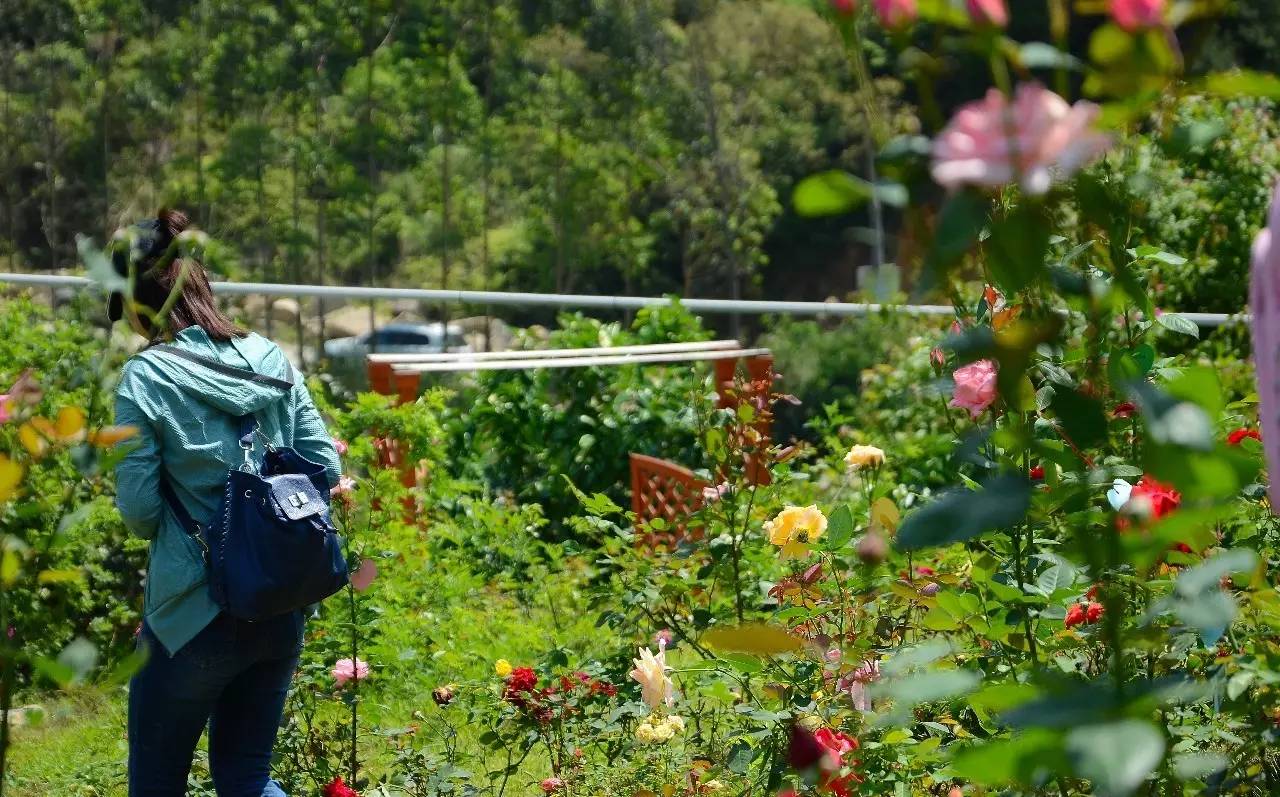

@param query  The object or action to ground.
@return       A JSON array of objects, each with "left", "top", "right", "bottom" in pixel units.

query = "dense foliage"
[{"left": 0, "top": 0, "right": 911, "bottom": 310}]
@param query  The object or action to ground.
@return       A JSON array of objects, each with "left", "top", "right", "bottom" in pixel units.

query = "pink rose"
[
  {"left": 1110, "top": 0, "right": 1164, "bottom": 30},
  {"left": 874, "top": 0, "right": 917, "bottom": 27},
  {"left": 334, "top": 438, "right": 348, "bottom": 456},
  {"left": 932, "top": 83, "right": 1111, "bottom": 195},
  {"left": 332, "top": 657, "right": 370, "bottom": 687},
  {"left": 1252, "top": 182, "right": 1280, "bottom": 511},
  {"left": 540, "top": 778, "right": 564, "bottom": 794},
  {"left": 950, "top": 360, "right": 998, "bottom": 419},
  {"left": 0, "top": 395, "right": 11, "bottom": 425},
  {"left": 701, "top": 482, "right": 732, "bottom": 504},
  {"left": 966, "top": 0, "right": 1008, "bottom": 27},
  {"left": 351, "top": 558, "right": 378, "bottom": 592}
]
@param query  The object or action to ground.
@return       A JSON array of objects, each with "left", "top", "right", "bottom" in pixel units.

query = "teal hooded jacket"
[{"left": 114, "top": 326, "right": 342, "bottom": 656}]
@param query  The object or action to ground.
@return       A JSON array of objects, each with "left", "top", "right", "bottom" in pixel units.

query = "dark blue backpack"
[{"left": 154, "top": 345, "right": 349, "bottom": 620}]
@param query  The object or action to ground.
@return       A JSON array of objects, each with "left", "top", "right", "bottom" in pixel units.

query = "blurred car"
[{"left": 322, "top": 322, "right": 471, "bottom": 389}]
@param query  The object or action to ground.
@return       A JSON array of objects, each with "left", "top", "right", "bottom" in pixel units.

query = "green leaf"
[
  {"left": 1066, "top": 720, "right": 1164, "bottom": 797},
  {"left": 55, "top": 637, "right": 98, "bottom": 686},
  {"left": 952, "top": 729, "right": 1068, "bottom": 786},
  {"left": 1127, "top": 245, "right": 1187, "bottom": 266},
  {"left": 1036, "top": 563, "right": 1078, "bottom": 596},
  {"left": 1176, "top": 549, "right": 1258, "bottom": 597},
  {"left": 1156, "top": 313, "right": 1199, "bottom": 339},
  {"left": 78, "top": 234, "right": 128, "bottom": 294},
  {"left": 1050, "top": 388, "right": 1108, "bottom": 449},
  {"left": 1127, "top": 381, "right": 1214, "bottom": 452},
  {"left": 726, "top": 741, "right": 755, "bottom": 774},
  {"left": 1170, "top": 590, "right": 1237, "bottom": 646},
  {"left": 793, "top": 171, "right": 871, "bottom": 217},
  {"left": 987, "top": 203, "right": 1051, "bottom": 294},
  {"left": 1172, "top": 752, "right": 1228, "bottom": 781},
  {"left": 876, "top": 669, "right": 980, "bottom": 705},
  {"left": 1202, "top": 69, "right": 1280, "bottom": 100},
  {"left": 824, "top": 504, "right": 855, "bottom": 549},
  {"left": 923, "top": 190, "right": 989, "bottom": 287},
  {"left": 1018, "top": 42, "right": 1082, "bottom": 71},
  {"left": 896, "top": 475, "right": 1032, "bottom": 551}
]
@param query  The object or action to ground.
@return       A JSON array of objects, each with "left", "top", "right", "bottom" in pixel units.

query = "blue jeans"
[{"left": 128, "top": 611, "right": 304, "bottom": 796}]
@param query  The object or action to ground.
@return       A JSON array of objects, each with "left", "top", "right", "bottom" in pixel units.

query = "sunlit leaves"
[
  {"left": 952, "top": 729, "right": 1068, "bottom": 787},
  {"left": 792, "top": 171, "right": 870, "bottom": 217},
  {"left": 0, "top": 456, "right": 23, "bottom": 503},
  {"left": 1201, "top": 69, "right": 1280, "bottom": 100},
  {"left": 703, "top": 623, "right": 803, "bottom": 657}
]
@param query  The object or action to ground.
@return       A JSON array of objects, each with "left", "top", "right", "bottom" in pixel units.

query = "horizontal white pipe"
[
  {"left": 368, "top": 339, "right": 743, "bottom": 363},
  {"left": 393, "top": 347, "right": 772, "bottom": 373},
  {"left": 0, "top": 272, "right": 1241, "bottom": 326}
]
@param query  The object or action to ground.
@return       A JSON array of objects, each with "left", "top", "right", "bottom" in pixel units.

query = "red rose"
[
  {"left": 1066, "top": 602, "right": 1103, "bottom": 628},
  {"left": 813, "top": 727, "right": 863, "bottom": 795},
  {"left": 1029, "top": 465, "right": 1045, "bottom": 481},
  {"left": 830, "top": 0, "right": 856, "bottom": 14},
  {"left": 1228, "top": 428, "right": 1261, "bottom": 446},
  {"left": 507, "top": 666, "right": 537, "bottom": 692},
  {"left": 1064, "top": 603, "right": 1087, "bottom": 628},
  {"left": 1131, "top": 475, "right": 1180, "bottom": 519},
  {"left": 323, "top": 777, "right": 360, "bottom": 797},
  {"left": 1085, "top": 602, "right": 1104, "bottom": 623},
  {"left": 1113, "top": 402, "right": 1137, "bottom": 419}
]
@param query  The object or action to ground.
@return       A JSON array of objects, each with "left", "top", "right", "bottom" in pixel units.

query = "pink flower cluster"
[{"left": 933, "top": 84, "right": 1111, "bottom": 195}]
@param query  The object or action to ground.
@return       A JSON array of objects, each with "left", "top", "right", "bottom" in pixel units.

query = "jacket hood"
[{"left": 137, "top": 327, "right": 295, "bottom": 417}]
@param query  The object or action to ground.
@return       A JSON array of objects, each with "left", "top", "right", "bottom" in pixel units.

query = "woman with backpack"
[{"left": 112, "top": 209, "right": 346, "bottom": 796}]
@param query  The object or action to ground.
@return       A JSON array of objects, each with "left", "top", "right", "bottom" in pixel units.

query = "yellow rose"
[
  {"left": 494, "top": 659, "right": 513, "bottom": 677},
  {"left": 764, "top": 505, "right": 828, "bottom": 558},
  {"left": 702, "top": 781, "right": 725, "bottom": 792},
  {"left": 844, "top": 444, "right": 885, "bottom": 471},
  {"left": 635, "top": 722, "right": 657, "bottom": 744},
  {"left": 664, "top": 715, "right": 685, "bottom": 733},
  {"left": 651, "top": 722, "right": 676, "bottom": 742}
]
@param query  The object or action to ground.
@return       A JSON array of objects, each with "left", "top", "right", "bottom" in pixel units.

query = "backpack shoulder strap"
[{"left": 149, "top": 344, "right": 294, "bottom": 391}]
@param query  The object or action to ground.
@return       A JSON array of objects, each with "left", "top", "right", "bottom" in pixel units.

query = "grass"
[{"left": 7, "top": 530, "right": 609, "bottom": 796}]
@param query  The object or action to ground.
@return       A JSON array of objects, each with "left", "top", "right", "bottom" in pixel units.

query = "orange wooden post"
[{"left": 368, "top": 359, "right": 394, "bottom": 395}]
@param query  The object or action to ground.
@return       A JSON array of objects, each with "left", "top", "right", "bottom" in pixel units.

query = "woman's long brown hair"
[{"left": 133, "top": 209, "right": 246, "bottom": 342}]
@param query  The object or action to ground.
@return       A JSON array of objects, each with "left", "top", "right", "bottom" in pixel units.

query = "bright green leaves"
[
  {"left": 823, "top": 504, "right": 856, "bottom": 550},
  {"left": 952, "top": 728, "right": 1069, "bottom": 787},
  {"left": 987, "top": 203, "right": 1052, "bottom": 295},
  {"left": 791, "top": 171, "right": 908, "bottom": 217},
  {"left": 1065, "top": 720, "right": 1165, "bottom": 797},
  {"left": 1201, "top": 69, "right": 1280, "bottom": 100},
  {"left": 896, "top": 475, "right": 1032, "bottom": 551},
  {"left": 1085, "top": 24, "right": 1179, "bottom": 100},
  {"left": 792, "top": 171, "right": 871, "bottom": 217},
  {"left": 870, "top": 640, "right": 980, "bottom": 724}
]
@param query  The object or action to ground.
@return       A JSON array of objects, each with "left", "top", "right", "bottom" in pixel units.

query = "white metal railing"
[
  {"left": 0, "top": 272, "right": 1244, "bottom": 327},
  {"left": 368, "top": 339, "right": 743, "bottom": 364},
  {"left": 391, "top": 347, "right": 774, "bottom": 374}
]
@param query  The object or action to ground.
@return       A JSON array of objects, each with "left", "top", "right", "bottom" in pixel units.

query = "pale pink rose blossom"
[
  {"left": 701, "top": 483, "right": 732, "bottom": 504},
  {"left": 932, "top": 83, "right": 1112, "bottom": 195},
  {"left": 838, "top": 659, "right": 881, "bottom": 710},
  {"left": 1110, "top": 0, "right": 1164, "bottom": 30},
  {"left": 333, "top": 438, "right": 348, "bottom": 456},
  {"left": 331, "top": 475, "right": 356, "bottom": 498},
  {"left": 332, "top": 657, "right": 370, "bottom": 687},
  {"left": 966, "top": 0, "right": 1008, "bottom": 27},
  {"left": 351, "top": 558, "right": 378, "bottom": 592},
  {"left": 874, "top": 0, "right": 917, "bottom": 27},
  {"left": 1250, "top": 181, "right": 1280, "bottom": 510},
  {"left": 950, "top": 360, "right": 999, "bottom": 418}
]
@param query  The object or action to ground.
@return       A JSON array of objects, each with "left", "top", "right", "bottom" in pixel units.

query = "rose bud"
[{"left": 856, "top": 531, "right": 889, "bottom": 565}]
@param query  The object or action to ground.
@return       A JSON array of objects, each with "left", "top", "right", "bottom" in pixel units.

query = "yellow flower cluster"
[
  {"left": 634, "top": 714, "right": 684, "bottom": 744},
  {"left": 764, "top": 505, "right": 827, "bottom": 558}
]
